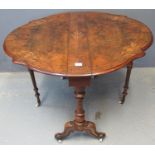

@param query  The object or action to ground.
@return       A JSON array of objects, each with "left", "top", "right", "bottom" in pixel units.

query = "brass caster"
[
  {"left": 118, "top": 100, "right": 123, "bottom": 104},
  {"left": 58, "top": 139, "right": 62, "bottom": 143},
  {"left": 55, "top": 133, "right": 63, "bottom": 142},
  {"left": 99, "top": 138, "right": 103, "bottom": 142},
  {"left": 35, "top": 103, "right": 40, "bottom": 107},
  {"left": 98, "top": 132, "right": 106, "bottom": 142}
]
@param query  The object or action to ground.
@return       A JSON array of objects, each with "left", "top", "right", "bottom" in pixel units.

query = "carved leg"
[
  {"left": 55, "top": 121, "right": 75, "bottom": 140},
  {"left": 84, "top": 121, "right": 105, "bottom": 140},
  {"left": 119, "top": 62, "right": 133, "bottom": 104},
  {"left": 55, "top": 77, "right": 105, "bottom": 141},
  {"left": 28, "top": 69, "right": 41, "bottom": 107}
]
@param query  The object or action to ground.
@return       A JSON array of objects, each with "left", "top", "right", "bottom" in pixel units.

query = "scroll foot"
[
  {"left": 84, "top": 121, "right": 106, "bottom": 140},
  {"left": 55, "top": 121, "right": 74, "bottom": 141}
]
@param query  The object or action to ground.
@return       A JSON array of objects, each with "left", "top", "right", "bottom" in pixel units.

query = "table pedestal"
[{"left": 55, "top": 77, "right": 105, "bottom": 141}]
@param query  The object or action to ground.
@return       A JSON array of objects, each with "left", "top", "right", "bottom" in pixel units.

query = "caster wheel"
[
  {"left": 35, "top": 104, "right": 40, "bottom": 107},
  {"left": 99, "top": 138, "right": 103, "bottom": 142},
  {"left": 118, "top": 100, "right": 123, "bottom": 104},
  {"left": 55, "top": 134, "right": 63, "bottom": 143},
  {"left": 57, "top": 139, "right": 62, "bottom": 143},
  {"left": 98, "top": 132, "right": 105, "bottom": 142}
]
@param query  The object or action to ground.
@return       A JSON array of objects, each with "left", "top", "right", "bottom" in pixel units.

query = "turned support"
[
  {"left": 28, "top": 69, "right": 41, "bottom": 107},
  {"left": 120, "top": 62, "right": 133, "bottom": 104},
  {"left": 74, "top": 87, "right": 85, "bottom": 129},
  {"left": 55, "top": 77, "right": 105, "bottom": 141}
]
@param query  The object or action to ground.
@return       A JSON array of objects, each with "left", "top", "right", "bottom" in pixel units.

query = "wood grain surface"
[{"left": 3, "top": 12, "right": 153, "bottom": 77}]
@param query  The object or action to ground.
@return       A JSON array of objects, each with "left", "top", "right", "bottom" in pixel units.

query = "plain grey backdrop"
[{"left": 0, "top": 9, "right": 154, "bottom": 72}]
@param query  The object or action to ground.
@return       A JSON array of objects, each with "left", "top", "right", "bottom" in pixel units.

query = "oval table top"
[{"left": 3, "top": 12, "right": 153, "bottom": 77}]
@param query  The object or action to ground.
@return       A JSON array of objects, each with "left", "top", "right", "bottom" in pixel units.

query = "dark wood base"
[
  {"left": 55, "top": 77, "right": 105, "bottom": 141},
  {"left": 55, "top": 121, "right": 105, "bottom": 141}
]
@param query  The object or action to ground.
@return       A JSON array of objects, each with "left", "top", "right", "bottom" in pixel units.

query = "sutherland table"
[{"left": 3, "top": 12, "right": 153, "bottom": 141}]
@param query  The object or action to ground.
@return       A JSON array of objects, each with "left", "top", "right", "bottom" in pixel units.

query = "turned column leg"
[
  {"left": 55, "top": 77, "right": 105, "bottom": 141},
  {"left": 28, "top": 69, "right": 41, "bottom": 107},
  {"left": 119, "top": 62, "right": 133, "bottom": 104},
  {"left": 74, "top": 87, "right": 85, "bottom": 129}
]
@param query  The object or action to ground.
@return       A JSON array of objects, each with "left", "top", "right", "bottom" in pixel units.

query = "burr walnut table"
[{"left": 3, "top": 12, "right": 153, "bottom": 141}]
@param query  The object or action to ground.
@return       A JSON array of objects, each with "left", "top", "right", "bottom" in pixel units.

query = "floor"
[{"left": 0, "top": 68, "right": 155, "bottom": 145}]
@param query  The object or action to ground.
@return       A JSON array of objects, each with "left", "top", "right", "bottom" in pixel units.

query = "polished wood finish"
[
  {"left": 28, "top": 69, "right": 41, "bottom": 107},
  {"left": 3, "top": 12, "right": 153, "bottom": 141},
  {"left": 3, "top": 12, "right": 153, "bottom": 77},
  {"left": 55, "top": 77, "right": 105, "bottom": 141},
  {"left": 119, "top": 62, "right": 133, "bottom": 104}
]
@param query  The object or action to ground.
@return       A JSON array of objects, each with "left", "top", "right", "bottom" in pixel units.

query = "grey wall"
[{"left": 0, "top": 9, "right": 154, "bottom": 72}]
